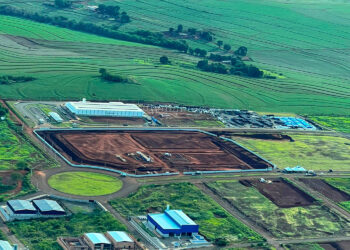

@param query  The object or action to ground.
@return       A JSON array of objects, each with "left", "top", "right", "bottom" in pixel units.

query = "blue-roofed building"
[
  {"left": 0, "top": 240, "right": 14, "bottom": 250},
  {"left": 6, "top": 200, "right": 36, "bottom": 214},
  {"left": 49, "top": 112, "right": 63, "bottom": 123},
  {"left": 147, "top": 206, "right": 199, "bottom": 237},
  {"left": 33, "top": 200, "right": 65, "bottom": 215},
  {"left": 83, "top": 233, "right": 112, "bottom": 250},
  {"left": 283, "top": 166, "right": 307, "bottom": 173},
  {"left": 106, "top": 231, "right": 135, "bottom": 249}
]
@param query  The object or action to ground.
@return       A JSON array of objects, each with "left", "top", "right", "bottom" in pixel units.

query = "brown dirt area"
[
  {"left": 0, "top": 170, "right": 26, "bottom": 195},
  {"left": 319, "top": 241, "right": 350, "bottom": 250},
  {"left": 299, "top": 178, "right": 350, "bottom": 202},
  {"left": 241, "top": 178, "right": 315, "bottom": 208},
  {"left": 37, "top": 129, "right": 273, "bottom": 175}
]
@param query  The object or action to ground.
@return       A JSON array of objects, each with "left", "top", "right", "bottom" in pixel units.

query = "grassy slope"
[
  {"left": 7, "top": 210, "right": 127, "bottom": 250},
  {"left": 0, "top": 13, "right": 348, "bottom": 114},
  {"left": 110, "top": 182, "right": 263, "bottom": 243},
  {"left": 0, "top": 120, "right": 47, "bottom": 170},
  {"left": 324, "top": 178, "right": 350, "bottom": 212},
  {"left": 207, "top": 180, "right": 350, "bottom": 238},
  {"left": 233, "top": 135, "right": 350, "bottom": 171},
  {"left": 48, "top": 172, "right": 123, "bottom": 196},
  {"left": 308, "top": 116, "right": 350, "bottom": 133}
]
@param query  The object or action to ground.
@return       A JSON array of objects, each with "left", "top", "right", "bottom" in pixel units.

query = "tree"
[
  {"left": 120, "top": 12, "right": 130, "bottom": 23},
  {"left": 54, "top": 0, "right": 71, "bottom": 8},
  {"left": 199, "top": 49, "right": 207, "bottom": 57},
  {"left": 159, "top": 56, "right": 170, "bottom": 64},
  {"left": 169, "top": 27, "right": 174, "bottom": 34},
  {"left": 247, "top": 65, "right": 263, "bottom": 78},
  {"left": 16, "top": 161, "right": 28, "bottom": 170},
  {"left": 200, "top": 31, "right": 212, "bottom": 41},
  {"left": 194, "top": 48, "right": 201, "bottom": 56},
  {"left": 188, "top": 28, "right": 196, "bottom": 35},
  {"left": 223, "top": 44, "right": 231, "bottom": 51},
  {"left": 214, "top": 238, "right": 228, "bottom": 246},
  {"left": 11, "top": 172, "right": 22, "bottom": 182},
  {"left": 99, "top": 68, "right": 107, "bottom": 76},
  {"left": 197, "top": 60, "right": 208, "bottom": 69},
  {"left": 217, "top": 40, "right": 223, "bottom": 48},
  {"left": 0, "top": 106, "right": 7, "bottom": 116},
  {"left": 230, "top": 58, "right": 237, "bottom": 65},
  {"left": 235, "top": 46, "right": 248, "bottom": 56},
  {"left": 188, "top": 48, "right": 194, "bottom": 55},
  {"left": 177, "top": 24, "right": 183, "bottom": 33}
]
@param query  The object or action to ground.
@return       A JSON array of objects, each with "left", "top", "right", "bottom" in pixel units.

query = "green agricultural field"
[
  {"left": 0, "top": 12, "right": 349, "bottom": 115},
  {"left": 110, "top": 182, "right": 263, "bottom": 243},
  {"left": 48, "top": 172, "right": 123, "bottom": 196},
  {"left": 233, "top": 135, "right": 350, "bottom": 171},
  {"left": 207, "top": 180, "right": 350, "bottom": 239},
  {"left": 324, "top": 178, "right": 350, "bottom": 212},
  {"left": 283, "top": 243, "right": 324, "bottom": 250},
  {"left": 7, "top": 210, "right": 127, "bottom": 250},
  {"left": 0, "top": 119, "right": 48, "bottom": 170},
  {"left": 308, "top": 116, "right": 350, "bottom": 134}
]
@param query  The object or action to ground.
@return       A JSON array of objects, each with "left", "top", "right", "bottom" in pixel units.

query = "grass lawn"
[
  {"left": 48, "top": 172, "right": 122, "bottom": 196},
  {"left": 0, "top": 119, "right": 48, "bottom": 170},
  {"left": 308, "top": 116, "right": 350, "bottom": 134},
  {"left": 233, "top": 135, "right": 350, "bottom": 171},
  {"left": 207, "top": 180, "right": 350, "bottom": 239},
  {"left": 110, "top": 182, "right": 263, "bottom": 243},
  {"left": 324, "top": 178, "right": 350, "bottom": 212},
  {"left": 7, "top": 210, "right": 127, "bottom": 250}
]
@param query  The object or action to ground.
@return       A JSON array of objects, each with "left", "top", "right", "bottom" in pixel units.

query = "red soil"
[
  {"left": 243, "top": 178, "right": 315, "bottom": 208},
  {"left": 299, "top": 178, "right": 350, "bottom": 202},
  {"left": 38, "top": 130, "right": 273, "bottom": 175}
]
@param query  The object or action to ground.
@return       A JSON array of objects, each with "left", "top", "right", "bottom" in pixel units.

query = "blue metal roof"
[
  {"left": 148, "top": 213, "right": 181, "bottom": 230},
  {"left": 7, "top": 200, "right": 36, "bottom": 212},
  {"left": 107, "top": 231, "right": 133, "bottom": 243},
  {"left": 85, "top": 233, "right": 111, "bottom": 245},
  {"left": 0, "top": 240, "right": 12, "bottom": 250},
  {"left": 284, "top": 166, "right": 307, "bottom": 172},
  {"left": 49, "top": 112, "right": 63, "bottom": 122},
  {"left": 165, "top": 210, "right": 197, "bottom": 226},
  {"left": 276, "top": 117, "right": 314, "bottom": 129},
  {"left": 33, "top": 199, "right": 65, "bottom": 212}
]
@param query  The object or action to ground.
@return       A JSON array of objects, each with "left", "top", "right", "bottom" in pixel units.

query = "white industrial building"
[{"left": 65, "top": 99, "right": 145, "bottom": 118}]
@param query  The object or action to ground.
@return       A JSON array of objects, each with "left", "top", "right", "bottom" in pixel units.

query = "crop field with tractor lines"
[{"left": 0, "top": 10, "right": 348, "bottom": 114}]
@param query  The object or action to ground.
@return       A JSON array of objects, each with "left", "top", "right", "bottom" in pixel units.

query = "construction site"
[
  {"left": 35, "top": 129, "right": 274, "bottom": 175},
  {"left": 299, "top": 179, "right": 350, "bottom": 203},
  {"left": 240, "top": 178, "right": 316, "bottom": 208}
]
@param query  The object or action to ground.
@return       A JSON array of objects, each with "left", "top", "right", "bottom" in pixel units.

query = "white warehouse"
[{"left": 65, "top": 100, "right": 145, "bottom": 118}]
